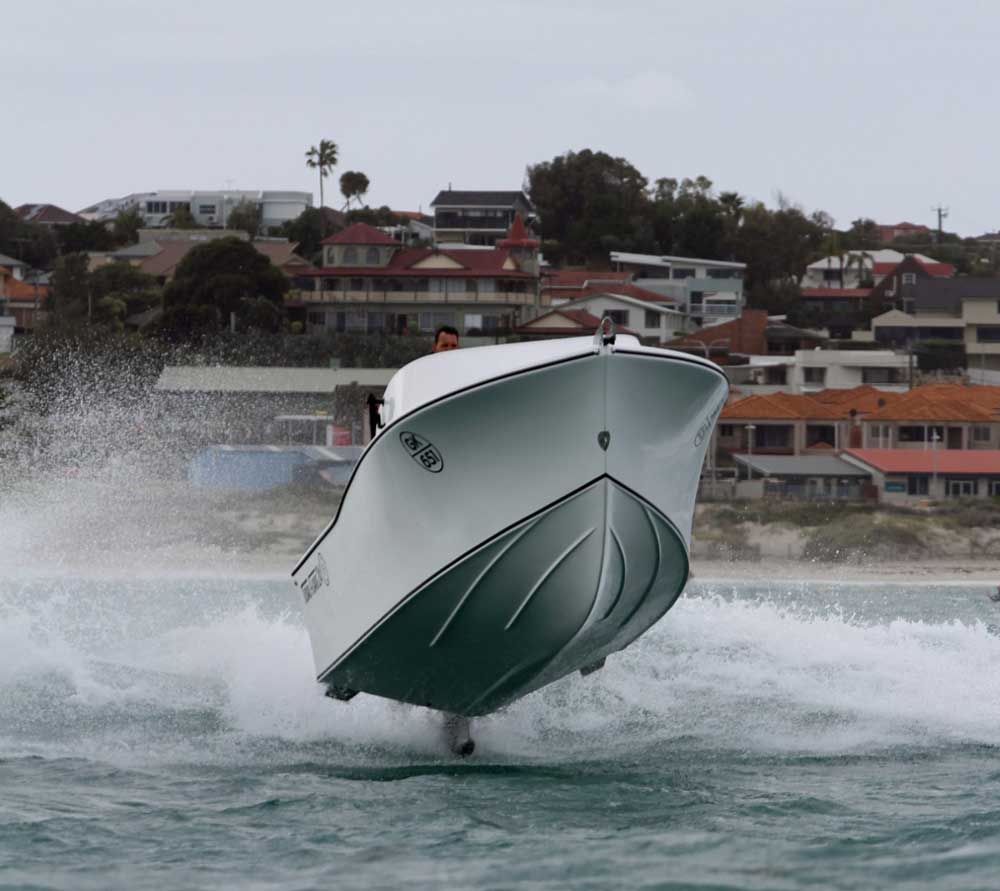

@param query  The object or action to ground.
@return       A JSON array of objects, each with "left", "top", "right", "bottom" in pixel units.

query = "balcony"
[{"left": 288, "top": 288, "right": 534, "bottom": 306}]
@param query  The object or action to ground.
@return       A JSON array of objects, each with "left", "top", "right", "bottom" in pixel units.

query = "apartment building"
[{"left": 429, "top": 190, "right": 535, "bottom": 246}]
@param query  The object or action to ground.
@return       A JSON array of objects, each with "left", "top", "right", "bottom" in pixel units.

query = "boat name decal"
[
  {"left": 399, "top": 431, "right": 444, "bottom": 473},
  {"left": 301, "top": 553, "right": 330, "bottom": 603},
  {"left": 694, "top": 398, "right": 727, "bottom": 447}
]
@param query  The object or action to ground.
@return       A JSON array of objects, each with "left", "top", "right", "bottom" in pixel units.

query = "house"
[
  {"left": 609, "top": 251, "right": 746, "bottom": 325},
  {"left": 79, "top": 190, "right": 312, "bottom": 231},
  {"left": 877, "top": 222, "right": 931, "bottom": 244},
  {"left": 797, "top": 288, "right": 872, "bottom": 338},
  {"left": 666, "top": 310, "right": 825, "bottom": 365},
  {"left": 15, "top": 204, "right": 86, "bottom": 228},
  {"left": 865, "top": 253, "right": 959, "bottom": 315},
  {"left": 429, "top": 189, "right": 535, "bottom": 246},
  {"left": 543, "top": 290, "right": 687, "bottom": 342},
  {"left": 862, "top": 278, "right": 1000, "bottom": 371},
  {"left": 858, "top": 384, "right": 1000, "bottom": 450},
  {"left": 729, "top": 349, "right": 910, "bottom": 395},
  {"left": 0, "top": 265, "right": 48, "bottom": 331},
  {"left": 289, "top": 219, "right": 539, "bottom": 336},
  {"left": 842, "top": 448, "right": 1000, "bottom": 502},
  {"left": 0, "top": 253, "right": 30, "bottom": 281},
  {"left": 540, "top": 269, "right": 634, "bottom": 303},
  {"left": 380, "top": 211, "right": 434, "bottom": 246},
  {"left": 717, "top": 384, "right": 908, "bottom": 456},
  {"left": 515, "top": 307, "right": 638, "bottom": 338},
  {"left": 800, "top": 249, "right": 954, "bottom": 291}
]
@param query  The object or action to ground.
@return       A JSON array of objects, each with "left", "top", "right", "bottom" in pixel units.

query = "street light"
[{"left": 931, "top": 428, "right": 940, "bottom": 496}]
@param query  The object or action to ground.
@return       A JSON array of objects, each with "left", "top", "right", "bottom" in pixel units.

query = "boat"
[{"left": 291, "top": 322, "right": 728, "bottom": 749}]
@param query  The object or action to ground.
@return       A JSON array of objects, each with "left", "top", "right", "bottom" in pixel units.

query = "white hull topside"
[{"left": 292, "top": 335, "right": 728, "bottom": 716}]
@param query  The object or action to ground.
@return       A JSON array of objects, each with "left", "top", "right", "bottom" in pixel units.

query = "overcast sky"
[{"left": 6, "top": 0, "right": 999, "bottom": 236}]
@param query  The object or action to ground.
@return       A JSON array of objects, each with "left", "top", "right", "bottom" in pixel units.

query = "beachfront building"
[
  {"left": 842, "top": 449, "right": 1000, "bottom": 502},
  {"left": 429, "top": 189, "right": 535, "bottom": 246},
  {"left": 609, "top": 251, "right": 745, "bottom": 326},
  {"left": 289, "top": 219, "right": 540, "bottom": 336},
  {"left": 730, "top": 454, "right": 871, "bottom": 501},
  {"left": 858, "top": 384, "right": 1000, "bottom": 450},
  {"left": 727, "top": 349, "right": 910, "bottom": 396}
]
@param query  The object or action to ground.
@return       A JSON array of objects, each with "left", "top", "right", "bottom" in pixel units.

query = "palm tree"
[
  {"left": 844, "top": 250, "right": 874, "bottom": 288},
  {"left": 305, "top": 139, "right": 339, "bottom": 211}
]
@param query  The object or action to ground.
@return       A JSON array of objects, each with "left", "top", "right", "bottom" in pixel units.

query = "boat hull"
[{"left": 293, "top": 342, "right": 727, "bottom": 716}]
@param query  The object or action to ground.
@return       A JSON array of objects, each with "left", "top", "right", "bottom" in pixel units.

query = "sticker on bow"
[{"left": 399, "top": 431, "right": 444, "bottom": 473}]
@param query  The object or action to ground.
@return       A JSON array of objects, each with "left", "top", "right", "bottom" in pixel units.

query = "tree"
[
  {"left": 112, "top": 207, "right": 143, "bottom": 245},
  {"left": 167, "top": 204, "right": 199, "bottom": 229},
  {"left": 277, "top": 208, "right": 326, "bottom": 263},
  {"left": 48, "top": 252, "right": 92, "bottom": 322},
  {"left": 0, "top": 199, "right": 58, "bottom": 270},
  {"left": 159, "top": 237, "right": 289, "bottom": 338},
  {"left": 227, "top": 200, "right": 261, "bottom": 238},
  {"left": 305, "top": 139, "right": 339, "bottom": 212},
  {"left": 527, "top": 149, "right": 653, "bottom": 264},
  {"left": 57, "top": 220, "right": 116, "bottom": 254},
  {"left": 339, "top": 171, "right": 370, "bottom": 210}
]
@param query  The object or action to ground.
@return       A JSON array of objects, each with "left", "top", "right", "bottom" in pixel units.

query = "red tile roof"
[
  {"left": 872, "top": 259, "right": 955, "bottom": 277},
  {"left": 305, "top": 246, "right": 534, "bottom": 279},
  {"left": 321, "top": 222, "right": 398, "bottom": 246},
  {"left": 845, "top": 448, "right": 1000, "bottom": 474},
  {"left": 15, "top": 203, "right": 85, "bottom": 226},
  {"left": 811, "top": 385, "right": 904, "bottom": 414},
  {"left": 863, "top": 385, "right": 1000, "bottom": 421},
  {"left": 542, "top": 269, "right": 632, "bottom": 288},
  {"left": 721, "top": 392, "right": 843, "bottom": 421}
]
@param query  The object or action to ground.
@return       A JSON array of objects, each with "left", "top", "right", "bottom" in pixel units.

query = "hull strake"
[{"left": 318, "top": 476, "right": 688, "bottom": 716}]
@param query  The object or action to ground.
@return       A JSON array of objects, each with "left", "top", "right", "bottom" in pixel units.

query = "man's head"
[{"left": 432, "top": 325, "right": 460, "bottom": 352}]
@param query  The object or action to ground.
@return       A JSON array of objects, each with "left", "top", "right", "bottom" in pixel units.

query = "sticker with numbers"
[{"left": 399, "top": 431, "right": 444, "bottom": 474}]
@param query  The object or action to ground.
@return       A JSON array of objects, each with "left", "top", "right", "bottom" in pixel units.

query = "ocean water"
[{"left": 2, "top": 573, "right": 1000, "bottom": 891}]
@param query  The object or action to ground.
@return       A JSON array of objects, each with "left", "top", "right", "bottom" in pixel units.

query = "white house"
[
  {"left": 552, "top": 291, "right": 689, "bottom": 342},
  {"left": 608, "top": 251, "right": 745, "bottom": 325},
  {"left": 80, "top": 190, "right": 312, "bottom": 231},
  {"left": 800, "top": 250, "right": 953, "bottom": 290}
]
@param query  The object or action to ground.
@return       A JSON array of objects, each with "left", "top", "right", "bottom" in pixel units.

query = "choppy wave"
[{"left": 2, "top": 576, "right": 998, "bottom": 767}]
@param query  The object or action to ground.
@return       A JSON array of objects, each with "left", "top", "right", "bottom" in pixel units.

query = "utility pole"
[{"left": 931, "top": 205, "right": 949, "bottom": 244}]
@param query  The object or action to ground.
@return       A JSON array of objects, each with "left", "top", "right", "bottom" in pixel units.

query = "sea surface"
[{"left": 3, "top": 574, "right": 1000, "bottom": 890}]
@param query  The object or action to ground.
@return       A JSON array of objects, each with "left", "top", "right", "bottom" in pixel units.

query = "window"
[
  {"left": 419, "top": 311, "right": 455, "bottom": 332},
  {"left": 907, "top": 476, "right": 929, "bottom": 496},
  {"left": 996, "top": 300, "right": 1000, "bottom": 315},
  {"left": 990, "top": 479, "right": 1000, "bottom": 497},
  {"left": 720, "top": 424, "right": 734, "bottom": 437},
  {"left": 198, "top": 204, "right": 216, "bottom": 215},
  {"left": 644, "top": 310, "right": 661, "bottom": 328},
  {"left": 365, "top": 247, "right": 380, "bottom": 265},
  {"left": 707, "top": 268, "right": 737, "bottom": 279},
  {"left": 307, "top": 311, "right": 326, "bottom": 326},
  {"left": 349, "top": 278, "right": 365, "bottom": 292},
  {"left": 974, "top": 426, "right": 991, "bottom": 443},
  {"left": 606, "top": 310, "right": 629, "bottom": 326},
  {"left": 755, "top": 425, "right": 792, "bottom": 448},
  {"left": 672, "top": 268, "right": 695, "bottom": 279},
  {"left": 902, "top": 272, "right": 917, "bottom": 285},
  {"left": 899, "top": 425, "right": 944, "bottom": 443},
  {"left": 946, "top": 479, "right": 977, "bottom": 497},
  {"left": 862, "top": 367, "right": 905, "bottom": 384},
  {"left": 803, "top": 367, "right": 826, "bottom": 384},
  {"left": 344, "top": 311, "right": 367, "bottom": 331},
  {"left": 343, "top": 247, "right": 358, "bottom": 264},
  {"left": 978, "top": 326, "right": 1000, "bottom": 342}
]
